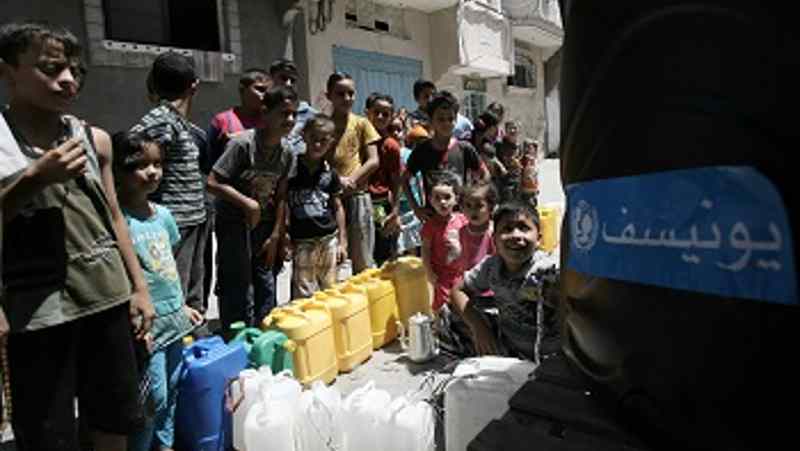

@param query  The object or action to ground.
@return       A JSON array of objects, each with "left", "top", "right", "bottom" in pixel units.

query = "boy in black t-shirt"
[
  {"left": 401, "top": 91, "right": 487, "bottom": 222},
  {"left": 277, "top": 114, "right": 347, "bottom": 299}
]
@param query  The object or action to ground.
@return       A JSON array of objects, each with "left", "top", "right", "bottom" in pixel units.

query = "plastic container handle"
[
  {"left": 224, "top": 376, "right": 244, "bottom": 414},
  {"left": 283, "top": 339, "right": 297, "bottom": 353},
  {"left": 241, "top": 328, "right": 262, "bottom": 344},
  {"left": 396, "top": 320, "right": 409, "bottom": 351}
]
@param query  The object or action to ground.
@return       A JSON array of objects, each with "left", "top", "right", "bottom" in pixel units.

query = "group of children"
[{"left": 0, "top": 20, "right": 556, "bottom": 451}]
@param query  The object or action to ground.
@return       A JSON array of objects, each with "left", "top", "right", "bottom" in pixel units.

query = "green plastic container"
[{"left": 232, "top": 327, "right": 295, "bottom": 374}]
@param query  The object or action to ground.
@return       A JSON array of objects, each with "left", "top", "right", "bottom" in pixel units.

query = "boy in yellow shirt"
[{"left": 325, "top": 72, "right": 381, "bottom": 272}]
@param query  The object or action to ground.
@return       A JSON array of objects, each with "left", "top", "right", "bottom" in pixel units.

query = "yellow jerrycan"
[
  {"left": 262, "top": 302, "right": 337, "bottom": 386},
  {"left": 351, "top": 270, "right": 399, "bottom": 349},
  {"left": 381, "top": 256, "right": 432, "bottom": 330},
  {"left": 537, "top": 205, "right": 561, "bottom": 253},
  {"left": 314, "top": 286, "right": 373, "bottom": 372}
]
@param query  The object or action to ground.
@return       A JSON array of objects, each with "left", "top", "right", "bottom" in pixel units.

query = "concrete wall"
[
  {"left": 1, "top": 0, "right": 286, "bottom": 132},
  {"left": 429, "top": 6, "right": 459, "bottom": 83},
  {"left": 493, "top": 44, "right": 547, "bottom": 144},
  {"left": 304, "top": 0, "right": 433, "bottom": 110}
]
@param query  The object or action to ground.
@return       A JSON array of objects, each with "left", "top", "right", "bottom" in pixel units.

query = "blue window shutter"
[{"left": 332, "top": 46, "right": 423, "bottom": 114}]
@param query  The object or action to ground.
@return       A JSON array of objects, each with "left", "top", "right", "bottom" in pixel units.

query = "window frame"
[
  {"left": 508, "top": 53, "right": 537, "bottom": 90},
  {"left": 83, "top": 0, "right": 240, "bottom": 74},
  {"left": 463, "top": 90, "right": 487, "bottom": 123}
]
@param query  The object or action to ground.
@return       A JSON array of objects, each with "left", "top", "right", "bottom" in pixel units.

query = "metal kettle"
[{"left": 397, "top": 312, "right": 439, "bottom": 362}]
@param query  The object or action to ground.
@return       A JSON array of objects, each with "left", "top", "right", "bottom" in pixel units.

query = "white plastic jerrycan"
[
  {"left": 243, "top": 370, "right": 302, "bottom": 451},
  {"left": 295, "top": 380, "right": 345, "bottom": 451},
  {"left": 229, "top": 366, "right": 274, "bottom": 451},
  {"left": 342, "top": 381, "right": 392, "bottom": 451},
  {"left": 444, "top": 357, "right": 536, "bottom": 451},
  {"left": 384, "top": 391, "right": 436, "bottom": 451}
]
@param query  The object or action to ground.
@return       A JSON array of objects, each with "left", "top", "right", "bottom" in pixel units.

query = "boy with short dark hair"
[
  {"left": 402, "top": 90, "right": 487, "bottom": 222},
  {"left": 207, "top": 67, "right": 271, "bottom": 168},
  {"left": 132, "top": 51, "right": 210, "bottom": 321},
  {"left": 504, "top": 120, "right": 520, "bottom": 146},
  {"left": 450, "top": 201, "right": 559, "bottom": 363},
  {"left": 408, "top": 79, "right": 436, "bottom": 127},
  {"left": 270, "top": 58, "right": 318, "bottom": 156},
  {"left": 207, "top": 85, "right": 297, "bottom": 333},
  {"left": 365, "top": 92, "right": 403, "bottom": 265},
  {"left": 408, "top": 80, "right": 473, "bottom": 140},
  {"left": 0, "top": 20, "right": 154, "bottom": 450},
  {"left": 278, "top": 114, "right": 347, "bottom": 298}
]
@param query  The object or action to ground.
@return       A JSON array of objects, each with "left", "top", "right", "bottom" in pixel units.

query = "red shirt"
[
  {"left": 368, "top": 136, "right": 402, "bottom": 199},
  {"left": 459, "top": 224, "right": 495, "bottom": 272},
  {"left": 208, "top": 107, "right": 266, "bottom": 165},
  {"left": 422, "top": 213, "right": 468, "bottom": 274},
  {"left": 421, "top": 212, "right": 469, "bottom": 310}
]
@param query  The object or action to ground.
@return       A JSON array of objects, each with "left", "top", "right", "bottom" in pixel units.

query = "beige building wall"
[
  {"left": 434, "top": 44, "right": 547, "bottom": 144},
  {"left": 491, "top": 44, "right": 547, "bottom": 143},
  {"left": 304, "top": 0, "right": 433, "bottom": 110},
  {"left": 429, "top": 6, "right": 460, "bottom": 82}
]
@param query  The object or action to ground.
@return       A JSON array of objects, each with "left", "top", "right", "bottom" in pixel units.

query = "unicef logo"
[{"left": 571, "top": 200, "right": 599, "bottom": 252}]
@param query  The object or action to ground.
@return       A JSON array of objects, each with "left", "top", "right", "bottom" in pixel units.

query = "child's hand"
[
  {"left": 469, "top": 320, "right": 498, "bottom": 356},
  {"left": 340, "top": 176, "right": 357, "bottom": 194},
  {"left": 337, "top": 242, "right": 348, "bottom": 263},
  {"left": 382, "top": 212, "right": 401, "bottom": 236},
  {"left": 413, "top": 205, "right": 434, "bottom": 223},
  {"left": 243, "top": 198, "right": 261, "bottom": 228},
  {"left": 279, "top": 234, "right": 293, "bottom": 261},
  {"left": 142, "top": 333, "right": 155, "bottom": 354},
  {"left": 30, "top": 137, "right": 88, "bottom": 184},
  {"left": 260, "top": 236, "right": 280, "bottom": 268},
  {"left": 426, "top": 269, "right": 438, "bottom": 285},
  {"left": 184, "top": 306, "right": 205, "bottom": 326},
  {"left": 129, "top": 290, "right": 155, "bottom": 340}
]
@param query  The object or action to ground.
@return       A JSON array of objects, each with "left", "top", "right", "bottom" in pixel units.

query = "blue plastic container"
[{"left": 175, "top": 336, "right": 248, "bottom": 451}]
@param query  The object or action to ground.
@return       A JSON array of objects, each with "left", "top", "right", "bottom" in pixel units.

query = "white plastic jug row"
[{"left": 233, "top": 369, "right": 436, "bottom": 451}]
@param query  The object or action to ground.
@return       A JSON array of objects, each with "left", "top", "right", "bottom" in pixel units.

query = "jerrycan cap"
[
  {"left": 230, "top": 321, "right": 246, "bottom": 333},
  {"left": 283, "top": 339, "right": 297, "bottom": 353}
]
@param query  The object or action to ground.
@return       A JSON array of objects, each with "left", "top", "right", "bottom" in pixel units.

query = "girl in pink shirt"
[
  {"left": 459, "top": 182, "right": 498, "bottom": 272},
  {"left": 421, "top": 171, "right": 468, "bottom": 312}
]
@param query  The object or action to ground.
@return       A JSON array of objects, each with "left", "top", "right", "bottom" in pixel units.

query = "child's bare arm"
[
  {"left": 207, "top": 171, "right": 261, "bottom": 227},
  {"left": 259, "top": 177, "right": 288, "bottom": 267},
  {"left": 451, "top": 278, "right": 497, "bottom": 355},
  {"left": 333, "top": 194, "right": 348, "bottom": 261},
  {"left": 1, "top": 137, "right": 87, "bottom": 222},
  {"left": 348, "top": 142, "right": 379, "bottom": 188},
  {"left": 94, "top": 126, "right": 155, "bottom": 338},
  {"left": 421, "top": 236, "right": 437, "bottom": 284}
]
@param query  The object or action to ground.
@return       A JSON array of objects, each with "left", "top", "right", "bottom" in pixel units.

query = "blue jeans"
[
  {"left": 215, "top": 218, "right": 280, "bottom": 333},
  {"left": 129, "top": 341, "right": 183, "bottom": 451}
]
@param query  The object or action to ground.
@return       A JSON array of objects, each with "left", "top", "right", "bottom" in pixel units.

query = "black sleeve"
[
  {"left": 462, "top": 141, "right": 481, "bottom": 171},
  {"left": 328, "top": 170, "right": 343, "bottom": 196},
  {"left": 405, "top": 143, "right": 425, "bottom": 176}
]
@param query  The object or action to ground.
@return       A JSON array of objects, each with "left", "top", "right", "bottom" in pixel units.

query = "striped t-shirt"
[{"left": 131, "top": 103, "right": 206, "bottom": 227}]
